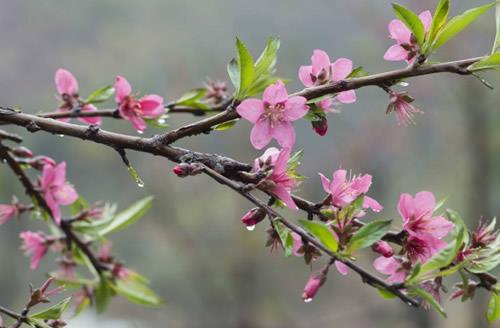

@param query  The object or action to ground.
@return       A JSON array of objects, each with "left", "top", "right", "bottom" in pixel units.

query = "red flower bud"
[
  {"left": 241, "top": 208, "right": 266, "bottom": 231},
  {"left": 173, "top": 163, "right": 190, "bottom": 177},
  {"left": 302, "top": 270, "right": 327, "bottom": 302},
  {"left": 311, "top": 117, "right": 328, "bottom": 136},
  {"left": 13, "top": 146, "right": 33, "bottom": 158},
  {"left": 372, "top": 241, "right": 394, "bottom": 258}
]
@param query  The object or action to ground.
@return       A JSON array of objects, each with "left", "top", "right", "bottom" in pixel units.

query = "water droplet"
[
  {"left": 399, "top": 81, "right": 409, "bottom": 87},
  {"left": 137, "top": 130, "right": 144, "bottom": 135},
  {"left": 158, "top": 118, "right": 166, "bottom": 124},
  {"left": 58, "top": 134, "right": 64, "bottom": 137},
  {"left": 303, "top": 298, "right": 313, "bottom": 303},
  {"left": 406, "top": 302, "right": 413, "bottom": 307},
  {"left": 246, "top": 225, "right": 255, "bottom": 231}
]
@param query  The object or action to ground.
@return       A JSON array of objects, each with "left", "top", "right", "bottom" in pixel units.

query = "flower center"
[
  {"left": 262, "top": 102, "right": 286, "bottom": 127},
  {"left": 124, "top": 96, "right": 143, "bottom": 116}
]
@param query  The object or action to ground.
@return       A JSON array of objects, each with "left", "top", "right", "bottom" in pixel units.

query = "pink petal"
[
  {"left": 332, "top": 58, "right": 353, "bottom": 81},
  {"left": 237, "top": 99, "right": 265, "bottom": 123},
  {"left": 130, "top": 115, "right": 147, "bottom": 133},
  {"left": 388, "top": 19, "right": 411, "bottom": 44},
  {"left": 55, "top": 69, "right": 78, "bottom": 95},
  {"left": 45, "top": 191, "right": 61, "bottom": 225},
  {"left": 384, "top": 44, "right": 408, "bottom": 61},
  {"left": 291, "top": 232, "right": 303, "bottom": 256},
  {"left": 318, "top": 173, "right": 331, "bottom": 194},
  {"left": 413, "top": 191, "right": 436, "bottom": 220},
  {"left": 115, "top": 76, "right": 132, "bottom": 103},
  {"left": 330, "top": 169, "right": 347, "bottom": 192},
  {"left": 363, "top": 196, "right": 383, "bottom": 212},
  {"left": 351, "top": 174, "right": 372, "bottom": 194},
  {"left": 419, "top": 10, "right": 433, "bottom": 32},
  {"left": 263, "top": 80, "right": 288, "bottom": 105},
  {"left": 254, "top": 147, "right": 280, "bottom": 171},
  {"left": 373, "top": 256, "right": 399, "bottom": 275},
  {"left": 397, "top": 193, "right": 414, "bottom": 222},
  {"left": 53, "top": 183, "right": 78, "bottom": 206},
  {"left": 335, "top": 261, "right": 349, "bottom": 276},
  {"left": 298, "top": 65, "right": 314, "bottom": 87},
  {"left": 284, "top": 96, "right": 308, "bottom": 121},
  {"left": 272, "top": 184, "right": 298, "bottom": 210},
  {"left": 311, "top": 49, "right": 331, "bottom": 76},
  {"left": 272, "top": 121, "right": 296, "bottom": 148},
  {"left": 139, "top": 95, "right": 164, "bottom": 118},
  {"left": 78, "top": 104, "right": 102, "bottom": 125},
  {"left": 56, "top": 107, "right": 71, "bottom": 123},
  {"left": 274, "top": 147, "right": 291, "bottom": 174},
  {"left": 336, "top": 90, "right": 356, "bottom": 104},
  {"left": 425, "top": 216, "right": 454, "bottom": 239},
  {"left": 52, "top": 162, "right": 67, "bottom": 186},
  {"left": 250, "top": 120, "right": 273, "bottom": 150},
  {"left": 317, "top": 98, "right": 334, "bottom": 112}
]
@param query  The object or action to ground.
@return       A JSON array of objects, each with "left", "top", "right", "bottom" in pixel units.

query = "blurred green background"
[{"left": 0, "top": 0, "right": 499, "bottom": 327}]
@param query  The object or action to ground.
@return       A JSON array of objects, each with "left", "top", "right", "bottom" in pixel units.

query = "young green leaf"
[
  {"left": 407, "top": 286, "right": 447, "bottom": 318},
  {"left": 84, "top": 85, "right": 115, "bottom": 104},
  {"left": 468, "top": 52, "right": 500, "bottom": 71},
  {"left": 493, "top": 2, "right": 500, "bottom": 53},
  {"left": 113, "top": 275, "right": 164, "bottom": 306},
  {"left": 377, "top": 288, "right": 397, "bottom": 299},
  {"left": 213, "top": 119, "right": 239, "bottom": 131},
  {"left": 487, "top": 289, "right": 500, "bottom": 323},
  {"left": 97, "top": 196, "right": 153, "bottom": 236},
  {"left": 175, "top": 88, "right": 206, "bottom": 105},
  {"left": 347, "top": 220, "right": 392, "bottom": 252},
  {"left": 432, "top": 2, "right": 496, "bottom": 51},
  {"left": 30, "top": 297, "right": 72, "bottom": 320},
  {"left": 274, "top": 221, "right": 294, "bottom": 257},
  {"left": 299, "top": 220, "right": 338, "bottom": 252},
  {"left": 227, "top": 58, "right": 240, "bottom": 92},
  {"left": 392, "top": 3, "right": 425, "bottom": 46},
  {"left": 235, "top": 38, "right": 255, "bottom": 99},
  {"left": 95, "top": 278, "right": 114, "bottom": 313},
  {"left": 254, "top": 37, "right": 280, "bottom": 78},
  {"left": 424, "top": 0, "right": 450, "bottom": 53}
]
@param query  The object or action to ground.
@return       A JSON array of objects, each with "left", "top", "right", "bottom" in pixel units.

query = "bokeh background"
[{"left": 0, "top": 0, "right": 499, "bottom": 327}]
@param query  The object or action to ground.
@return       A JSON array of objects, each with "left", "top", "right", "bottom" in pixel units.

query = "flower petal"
[
  {"left": 363, "top": 196, "right": 383, "bottom": 212},
  {"left": 272, "top": 121, "right": 296, "bottom": 148},
  {"left": 78, "top": 104, "right": 102, "bottom": 125},
  {"left": 318, "top": 173, "right": 331, "bottom": 194},
  {"left": 55, "top": 69, "right": 78, "bottom": 95},
  {"left": 425, "top": 216, "right": 454, "bottom": 239},
  {"left": 388, "top": 19, "right": 411, "bottom": 44},
  {"left": 397, "top": 193, "right": 414, "bottom": 221},
  {"left": 384, "top": 44, "right": 408, "bottom": 61},
  {"left": 115, "top": 76, "right": 132, "bottom": 103},
  {"left": 311, "top": 49, "right": 331, "bottom": 76},
  {"left": 373, "top": 256, "right": 399, "bottom": 275},
  {"left": 413, "top": 191, "right": 436, "bottom": 220},
  {"left": 236, "top": 99, "right": 265, "bottom": 123},
  {"left": 274, "top": 147, "right": 290, "bottom": 174},
  {"left": 263, "top": 80, "right": 288, "bottom": 105},
  {"left": 272, "top": 184, "right": 298, "bottom": 210},
  {"left": 298, "top": 65, "right": 314, "bottom": 87},
  {"left": 53, "top": 183, "right": 78, "bottom": 206},
  {"left": 336, "top": 90, "right": 356, "bottom": 104},
  {"left": 419, "top": 10, "right": 433, "bottom": 32},
  {"left": 335, "top": 261, "right": 349, "bottom": 276},
  {"left": 284, "top": 96, "right": 308, "bottom": 121},
  {"left": 139, "top": 95, "right": 164, "bottom": 118},
  {"left": 332, "top": 58, "right": 353, "bottom": 81},
  {"left": 250, "top": 120, "right": 273, "bottom": 150}
]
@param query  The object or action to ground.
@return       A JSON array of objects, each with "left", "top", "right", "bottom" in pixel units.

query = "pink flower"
[
  {"left": 384, "top": 11, "right": 432, "bottom": 63},
  {"left": 372, "top": 240, "right": 395, "bottom": 258},
  {"left": 398, "top": 191, "right": 454, "bottom": 240},
  {"left": 0, "top": 204, "right": 18, "bottom": 225},
  {"left": 302, "top": 271, "right": 327, "bottom": 302},
  {"left": 40, "top": 162, "right": 78, "bottom": 225},
  {"left": 241, "top": 208, "right": 266, "bottom": 230},
  {"left": 387, "top": 91, "right": 423, "bottom": 126},
  {"left": 112, "top": 263, "right": 132, "bottom": 280},
  {"left": 54, "top": 69, "right": 102, "bottom": 125},
  {"left": 298, "top": 49, "right": 357, "bottom": 104},
  {"left": 114, "top": 76, "right": 164, "bottom": 133},
  {"left": 318, "top": 169, "right": 383, "bottom": 212},
  {"left": 236, "top": 80, "right": 308, "bottom": 149},
  {"left": 20, "top": 231, "right": 49, "bottom": 270},
  {"left": 373, "top": 256, "right": 407, "bottom": 283},
  {"left": 405, "top": 233, "right": 447, "bottom": 264},
  {"left": 98, "top": 242, "right": 113, "bottom": 263},
  {"left": 254, "top": 147, "right": 298, "bottom": 210},
  {"left": 334, "top": 261, "right": 349, "bottom": 276}
]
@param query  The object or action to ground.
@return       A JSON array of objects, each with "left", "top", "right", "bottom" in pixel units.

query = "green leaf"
[
  {"left": 144, "top": 115, "right": 169, "bottom": 129},
  {"left": 287, "top": 149, "right": 303, "bottom": 171},
  {"left": 95, "top": 278, "right": 114, "bottom": 313},
  {"left": 468, "top": 52, "right": 500, "bottom": 71},
  {"left": 347, "top": 66, "right": 369, "bottom": 78},
  {"left": 424, "top": 0, "right": 450, "bottom": 53},
  {"left": 30, "top": 297, "right": 72, "bottom": 320},
  {"left": 467, "top": 247, "right": 500, "bottom": 273},
  {"left": 493, "top": 2, "right": 500, "bottom": 53},
  {"left": 347, "top": 220, "right": 392, "bottom": 252},
  {"left": 392, "top": 3, "right": 425, "bottom": 46},
  {"left": 235, "top": 38, "right": 255, "bottom": 99},
  {"left": 98, "top": 196, "right": 153, "bottom": 236},
  {"left": 299, "top": 220, "right": 338, "bottom": 252},
  {"left": 377, "top": 288, "right": 397, "bottom": 299},
  {"left": 84, "top": 85, "right": 115, "bottom": 104},
  {"left": 446, "top": 209, "right": 470, "bottom": 245},
  {"left": 175, "top": 88, "right": 206, "bottom": 105},
  {"left": 254, "top": 37, "right": 280, "bottom": 78},
  {"left": 227, "top": 58, "right": 240, "bottom": 92},
  {"left": 274, "top": 221, "right": 293, "bottom": 257},
  {"left": 113, "top": 274, "right": 164, "bottom": 306},
  {"left": 487, "top": 289, "right": 500, "bottom": 323},
  {"left": 407, "top": 286, "right": 447, "bottom": 318},
  {"left": 213, "top": 119, "right": 239, "bottom": 131},
  {"left": 432, "top": 2, "right": 496, "bottom": 51}
]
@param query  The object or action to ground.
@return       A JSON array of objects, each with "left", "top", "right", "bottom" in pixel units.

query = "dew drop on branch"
[
  {"left": 246, "top": 225, "right": 256, "bottom": 231},
  {"left": 303, "top": 298, "right": 313, "bottom": 303}
]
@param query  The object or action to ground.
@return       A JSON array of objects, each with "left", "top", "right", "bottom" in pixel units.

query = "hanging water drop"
[
  {"left": 58, "top": 134, "right": 65, "bottom": 137},
  {"left": 399, "top": 81, "right": 409, "bottom": 87},
  {"left": 246, "top": 225, "right": 256, "bottom": 231},
  {"left": 127, "top": 165, "right": 145, "bottom": 188},
  {"left": 303, "top": 298, "right": 313, "bottom": 303},
  {"left": 158, "top": 118, "right": 166, "bottom": 124},
  {"left": 137, "top": 130, "right": 144, "bottom": 135}
]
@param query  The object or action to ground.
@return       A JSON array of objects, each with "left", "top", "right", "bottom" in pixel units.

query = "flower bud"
[
  {"left": 241, "top": 208, "right": 266, "bottom": 230},
  {"left": 371, "top": 240, "right": 394, "bottom": 258},
  {"left": 12, "top": 146, "right": 33, "bottom": 158},
  {"left": 0, "top": 204, "right": 18, "bottom": 225},
  {"left": 29, "top": 156, "right": 56, "bottom": 170},
  {"left": 302, "top": 270, "right": 327, "bottom": 302},
  {"left": 311, "top": 117, "right": 328, "bottom": 136},
  {"left": 173, "top": 163, "right": 191, "bottom": 177}
]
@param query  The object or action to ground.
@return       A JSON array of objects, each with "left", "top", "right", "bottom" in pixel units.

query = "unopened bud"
[
  {"left": 372, "top": 241, "right": 394, "bottom": 258},
  {"left": 302, "top": 270, "right": 327, "bottom": 302},
  {"left": 173, "top": 163, "right": 204, "bottom": 178},
  {"left": 12, "top": 146, "right": 33, "bottom": 158},
  {"left": 29, "top": 156, "right": 56, "bottom": 170},
  {"left": 311, "top": 117, "right": 328, "bottom": 136},
  {"left": 241, "top": 208, "right": 266, "bottom": 230}
]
